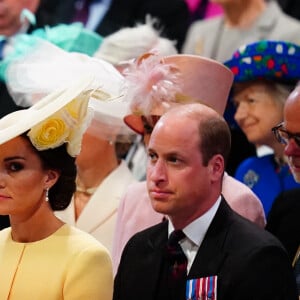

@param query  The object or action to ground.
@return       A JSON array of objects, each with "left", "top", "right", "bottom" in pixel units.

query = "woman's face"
[
  {"left": 76, "top": 130, "right": 111, "bottom": 169},
  {"left": 233, "top": 82, "right": 284, "bottom": 147},
  {"left": 0, "top": 0, "right": 40, "bottom": 36},
  {"left": 0, "top": 136, "right": 56, "bottom": 220}
]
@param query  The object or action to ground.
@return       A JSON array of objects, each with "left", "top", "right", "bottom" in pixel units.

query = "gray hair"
[{"left": 271, "top": 82, "right": 295, "bottom": 105}]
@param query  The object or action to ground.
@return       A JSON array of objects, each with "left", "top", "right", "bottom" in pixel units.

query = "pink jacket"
[{"left": 112, "top": 172, "right": 265, "bottom": 274}]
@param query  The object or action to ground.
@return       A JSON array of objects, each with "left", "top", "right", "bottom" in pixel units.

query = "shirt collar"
[{"left": 168, "top": 195, "right": 222, "bottom": 247}]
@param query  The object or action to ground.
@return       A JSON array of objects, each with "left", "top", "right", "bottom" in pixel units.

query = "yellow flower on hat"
[
  {"left": 28, "top": 111, "right": 70, "bottom": 151},
  {"left": 64, "top": 92, "right": 90, "bottom": 126},
  {"left": 64, "top": 93, "right": 92, "bottom": 156},
  {"left": 27, "top": 90, "right": 93, "bottom": 156}
]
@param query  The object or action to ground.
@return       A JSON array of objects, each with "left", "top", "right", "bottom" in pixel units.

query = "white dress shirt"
[{"left": 168, "top": 196, "right": 221, "bottom": 273}]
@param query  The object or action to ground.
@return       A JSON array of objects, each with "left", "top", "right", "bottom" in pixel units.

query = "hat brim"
[
  {"left": 123, "top": 114, "right": 144, "bottom": 135},
  {"left": 0, "top": 76, "right": 93, "bottom": 145}
]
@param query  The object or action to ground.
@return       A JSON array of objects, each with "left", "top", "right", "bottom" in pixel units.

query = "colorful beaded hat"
[{"left": 225, "top": 40, "right": 300, "bottom": 84}]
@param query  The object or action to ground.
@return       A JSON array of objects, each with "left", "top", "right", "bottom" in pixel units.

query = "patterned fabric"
[
  {"left": 166, "top": 230, "right": 187, "bottom": 281},
  {"left": 225, "top": 40, "right": 300, "bottom": 84},
  {"left": 235, "top": 154, "right": 300, "bottom": 217},
  {"left": 186, "top": 276, "right": 217, "bottom": 300}
]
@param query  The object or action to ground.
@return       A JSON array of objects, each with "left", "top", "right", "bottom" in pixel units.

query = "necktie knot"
[{"left": 168, "top": 229, "right": 186, "bottom": 246}]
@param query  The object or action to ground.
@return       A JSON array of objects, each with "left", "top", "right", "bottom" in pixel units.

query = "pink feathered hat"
[{"left": 123, "top": 53, "right": 234, "bottom": 134}]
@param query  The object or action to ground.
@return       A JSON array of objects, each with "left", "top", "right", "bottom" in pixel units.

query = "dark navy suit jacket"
[{"left": 114, "top": 198, "right": 298, "bottom": 300}]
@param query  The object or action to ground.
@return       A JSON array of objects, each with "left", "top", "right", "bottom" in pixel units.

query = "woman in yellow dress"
[{"left": 0, "top": 77, "right": 113, "bottom": 300}]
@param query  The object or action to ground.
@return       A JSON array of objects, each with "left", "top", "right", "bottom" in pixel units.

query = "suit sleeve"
[{"left": 228, "top": 245, "right": 298, "bottom": 300}]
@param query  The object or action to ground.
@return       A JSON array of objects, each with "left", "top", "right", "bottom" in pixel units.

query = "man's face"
[
  {"left": 146, "top": 114, "right": 213, "bottom": 228},
  {"left": 283, "top": 90, "right": 300, "bottom": 182},
  {"left": 0, "top": 0, "right": 39, "bottom": 36}
]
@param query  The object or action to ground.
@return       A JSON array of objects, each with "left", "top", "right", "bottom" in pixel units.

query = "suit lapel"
[
  {"left": 189, "top": 198, "right": 232, "bottom": 278},
  {"left": 146, "top": 222, "right": 170, "bottom": 299}
]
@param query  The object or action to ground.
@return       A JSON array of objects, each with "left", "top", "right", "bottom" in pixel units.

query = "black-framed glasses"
[{"left": 272, "top": 122, "right": 300, "bottom": 147}]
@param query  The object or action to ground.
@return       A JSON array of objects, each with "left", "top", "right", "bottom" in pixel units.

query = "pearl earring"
[{"left": 45, "top": 188, "right": 49, "bottom": 202}]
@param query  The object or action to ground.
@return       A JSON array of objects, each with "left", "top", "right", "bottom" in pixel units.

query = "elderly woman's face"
[
  {"left": 233, "top": 82, "right": 284, "bottom": 147},
  {"left": 0, "top": 136, "right": 54, "bottom": 218}
]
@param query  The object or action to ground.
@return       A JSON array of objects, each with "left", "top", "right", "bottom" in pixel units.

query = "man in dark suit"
[
  {"left": 266, "top": 188, "right": 300, "bottom": 262},
  {"left": 43, "top": 0, "right": 189, "bottom": 51},
  {"left": 271, "top": 83, "right": 300, "bottom": 296},
  {"left": 114, "top": 103, "right": 298, "bottom": 300}
]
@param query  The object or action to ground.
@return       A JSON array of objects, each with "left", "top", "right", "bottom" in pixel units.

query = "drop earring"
[{"left": 45, "top": 188, "right": 49, "bottom": 202}]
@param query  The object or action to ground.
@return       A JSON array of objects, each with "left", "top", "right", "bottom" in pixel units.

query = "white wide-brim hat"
[
  {"left": 0, "top": 76, "right": 93, "bottom": 146},
  {"left": 4, "top": 39, "right": 134, "bottom": 143}
]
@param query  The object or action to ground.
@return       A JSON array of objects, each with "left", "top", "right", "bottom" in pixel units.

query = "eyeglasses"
[{"left": 272, "top": 122, "right": 300, "bottom": 147}]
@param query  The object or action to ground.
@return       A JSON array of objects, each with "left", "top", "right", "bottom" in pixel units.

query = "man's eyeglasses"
[{"left": 272, "top": 122, "right": 300, "bottom": 147}]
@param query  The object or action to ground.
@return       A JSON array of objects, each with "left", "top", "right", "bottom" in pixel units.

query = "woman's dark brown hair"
[{"left": 22, "top": 133, "right": 76, "bottom": 210}]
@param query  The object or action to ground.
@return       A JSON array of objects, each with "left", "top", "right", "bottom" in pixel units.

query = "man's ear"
[
  {"left": 44, "top": 170, "right": 60, "bottom": 189},
  {"left": 209, "top": 154, "right": 224, "bottom": 181}
]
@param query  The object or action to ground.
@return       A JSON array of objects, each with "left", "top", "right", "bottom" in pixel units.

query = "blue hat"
[{"left": 224, "top": 40, "right": 300, "bottom": 84}]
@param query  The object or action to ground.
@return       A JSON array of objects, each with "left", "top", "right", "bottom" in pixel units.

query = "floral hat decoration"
[
  {"left": 224, "top": 40, "right": 300, "bottom": 84},
  {"left": 0, "top": 76, "right": 94, "bottom": 157},
  {"left": 2, "top": 39, "right": 135, "bottom": 143},
  {"left": 123, "top": 52, "right": 234, "bottom": 134}
]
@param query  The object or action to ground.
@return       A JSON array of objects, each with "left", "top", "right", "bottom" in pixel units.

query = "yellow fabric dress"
[{"left": 0, "top": 224, "right": 113, "bottom": 300}]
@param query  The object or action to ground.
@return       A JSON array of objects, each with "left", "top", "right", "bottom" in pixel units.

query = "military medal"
[{"left": 186, "top": 276, "right": 217, "bottom": 300}]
